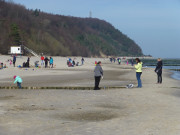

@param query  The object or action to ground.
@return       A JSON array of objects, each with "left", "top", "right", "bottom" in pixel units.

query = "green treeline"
[{"left": 0, "top": 0, "right": 143, "bottom": 57}]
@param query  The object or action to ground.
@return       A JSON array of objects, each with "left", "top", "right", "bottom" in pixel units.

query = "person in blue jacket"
[
  {"left": 49, "top": 57, "right": 53, "bottom": 68},
  {"left": 13, "top": 55, "right": 16, "bottom": 67},
  {"left": 13, "top": 75, "right": 23, "bottom": 89}
]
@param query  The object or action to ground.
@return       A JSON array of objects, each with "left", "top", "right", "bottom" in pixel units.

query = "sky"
[{"left": 11, "top": 0, "right": 180, "bottom": 58}]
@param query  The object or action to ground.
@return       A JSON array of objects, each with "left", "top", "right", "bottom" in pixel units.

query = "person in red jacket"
[{"left": 41, "top": 54, "right": 45, "bottom": 67}]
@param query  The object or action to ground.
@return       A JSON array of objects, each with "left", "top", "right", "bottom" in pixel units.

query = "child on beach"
[
  {"left": 13, "top": 75, "right": 23, "bottom": 89},
  {"left": 10, "top": 59, "right": 12, "bottom": 65}
]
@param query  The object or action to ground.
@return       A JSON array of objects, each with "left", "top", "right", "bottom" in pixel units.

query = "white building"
[{"left": 9, "top": 46, "right": 23, "bottom": 55}]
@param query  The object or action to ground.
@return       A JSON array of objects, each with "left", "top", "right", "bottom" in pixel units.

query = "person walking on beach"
[
  {"left": 13, "top": 55, "right": 16, "bottom": 67},
  {"left": 94, "top": 61, "right": 103, "bottom": 90},
  {"left": 155, "top": 58, "right": 163, "bottom": 84},
  {"left": 135, "top": 58, "right": 143, "bottom": 88},
  {"left": 13, "top": 75, "right": 23, "bottom": 89}
]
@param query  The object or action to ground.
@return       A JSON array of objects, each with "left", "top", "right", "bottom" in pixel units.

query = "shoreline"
[{"left": 170, "top": 70, "right": 180, "bottom": 81}]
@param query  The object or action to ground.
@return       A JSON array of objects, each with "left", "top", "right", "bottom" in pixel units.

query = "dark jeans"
[
  {"left": 45, "top": 62, "right": 48, "bottom": 68},
  {"left": 94, "top": 76, "right": 101, "bottom": 90},
  {"left": 157, "top": 73, "right": 162, "bottom": 83},
  {"left": 13, "top": 61, "right": 15, "bottom": 67},
  {"left": 136, "top": 72, "right": 142, "bottom": 88},
  {"left": 17, "top": 82, "right": 22, "bottom": 89},
  {"left": 27, "top": 62, "right": 29, "bottom": 67}
]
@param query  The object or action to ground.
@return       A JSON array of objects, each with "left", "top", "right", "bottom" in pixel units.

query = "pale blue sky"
[{"left": 12, "top": 0, "right": 180, "bottom": 58}]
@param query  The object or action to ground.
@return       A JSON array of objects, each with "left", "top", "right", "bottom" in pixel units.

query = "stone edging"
[{"left": 0, "top": 86, "right": 126, "bottom": 90}]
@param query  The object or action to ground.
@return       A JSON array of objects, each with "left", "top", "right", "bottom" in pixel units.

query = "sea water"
[
  {"left": 171, "top": 71, "right": 180, "bottom": 80},
  {"left": 164, "top": 66, "right": 180, "bottom": 80}
]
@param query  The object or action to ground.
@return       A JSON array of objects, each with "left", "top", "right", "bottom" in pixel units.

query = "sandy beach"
[{"left": 0, "top": 55, "right": 180, "bottom": 135}]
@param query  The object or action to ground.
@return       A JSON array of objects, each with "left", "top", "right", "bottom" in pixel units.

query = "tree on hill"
[
  {"left": 0, "top": 0, "right": 143, "bottom": 57},
  {"left": 9, "top": 23, "right": 21, "bottom": 46}
]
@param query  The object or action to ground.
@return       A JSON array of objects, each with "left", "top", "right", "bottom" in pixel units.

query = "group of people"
[
  {"left": 134, "top": 58, "right": 163, "bottom": 88},
  {"left": 0, "top": 56, "right": 15, "bottom": 69},
  {"left": 41, "top": 55, "right": 54, "bottom": 68},
  {"left": 12, "top": 56, "right": 162, "bottom": 89},
  {"left": 109, "top": 57, "right": 117, "bottom": 63},
  {"left": 67, "top": 58, "right": 76, "bottom": 67},
  {"left": 94, "top": 58, "right": 163, "bottom": 90},
  {"left": 11, "top": 55, "right": 84, "bottom": 69},
  {"left": 110, "top": 57, "right": 134, "bottom": 66},
  {"left": 8, "top": 55, "right": 30, "bottom": 68},
  {"left": 12, "top": 55, "right": 53, "bottom": 89},
  {"left": 22, "top": 56, "right": 31, "bottom": 67},
  {"left": 67, "top": 57, "right": 85, "bottom": 67},
  {"left": 8, "top": 54, "right": 54, "bottom": 68},
  {"left": 10, "top": 55, "right": 30, "bottom": 68}
]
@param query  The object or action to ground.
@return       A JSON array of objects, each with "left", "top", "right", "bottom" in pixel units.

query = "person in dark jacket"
[
  {"left": 94, "top": 61, "right": 103, "bottom": 90},
  {"left": 44, "top": 57, "right": 49, "bottom": 68},
  {"left": 155, "top": 58, "right": 163, "bottom": 84},
  {"left": 27, "top": 56, "right": 30, "bottom": 67},
  {"left": 81, "top": 57, "right": 84, "bottom": 65}
]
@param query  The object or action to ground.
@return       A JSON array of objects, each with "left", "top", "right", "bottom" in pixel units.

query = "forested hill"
[{"left": 0, "top": 0, "right": 143, "bottom": 57}]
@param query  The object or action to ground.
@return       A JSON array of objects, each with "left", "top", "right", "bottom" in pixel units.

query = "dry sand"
[
  {"left": 0, "top": 55, "right": 132, "bottom": 87},
  {"left": 0, "top": 55, "right": 180, "bottom": 135}
]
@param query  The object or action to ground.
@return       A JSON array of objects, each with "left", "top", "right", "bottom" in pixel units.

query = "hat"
[{"left": 13, "top": 76, "right": 16, "bottom": 79}]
